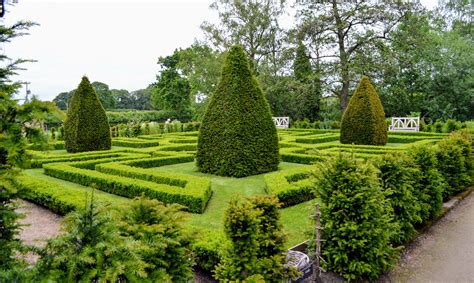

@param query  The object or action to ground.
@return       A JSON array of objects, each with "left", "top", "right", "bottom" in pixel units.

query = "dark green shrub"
[
  {"left": 374, "top": 153, "right": 422, "bottom": 244},
  {"left": 434, "top": 121, "right": 443, "bottom": 133},
  {"left": 196, "top": 45, "right": 279, "bottom": 177},
  {"left": 436, "top": 131, "right": 472, "bottom": 198},
  {"left": 313, "top": 154, "right": 397, "bottom": 281},
  {"left": 340, "top": 76, "right": 387, "bottom": 145},
  {"left": 445, "top": 119, "right": 461, "bottom": 132},
  {"left": 330, "top": 120, "right": 341, "bottom": 129},
  {"left": 64, "top": 76, "right": 111, "bottom": 153},
  {"left": 117, "top": 197, "right": 193, "bottom": 282},
  {"left": 407, "top": 145, "right": 446, "bottom": 222}
]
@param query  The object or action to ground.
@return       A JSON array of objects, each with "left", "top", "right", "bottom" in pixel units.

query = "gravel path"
[
  {"left": 16, "top": 199, "right": 63, "bottom": 263},
  {"left": 385, "top": 190, "right": 474, "bottom": 283}
]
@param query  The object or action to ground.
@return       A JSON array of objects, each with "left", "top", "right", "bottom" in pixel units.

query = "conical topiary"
[
  {"left": 340, "top": 76, "right": 387, "bottom": 145},
  {"left": 64, "top": 76, "right": 111, "bottom": 153},
  {"left": 196, "top": 45, "right": 279, "bottom": 177}
]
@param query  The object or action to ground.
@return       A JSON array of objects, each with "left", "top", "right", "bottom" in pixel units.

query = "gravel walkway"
[
  {"left": 16, "top": 199, "right": 63, "bottom": 263},
  {"left": 384, "top": 190, "right": 474, "bottom": 283}
]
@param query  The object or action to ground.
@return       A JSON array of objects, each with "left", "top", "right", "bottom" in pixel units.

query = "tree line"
[{"left": 52, "top": 0, "right": 473, "bottom": 122}]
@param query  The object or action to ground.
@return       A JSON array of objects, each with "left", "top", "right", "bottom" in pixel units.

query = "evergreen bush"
[
  {"left": 340, "top": 76, "right": 387, "bottom": 145},
  {"left": 196, "top": 45, "right": 279, "bottom": 177},
  {"left": 436, "top": 131, "right": 472, "bottom": 198},
  {"left": 407, "top": 145, "right": 446, "bottom": 222},
  {"left": 64, "top": 76, "right": 111, "bottom": 153},
  {"left": 313, "top": 154, "right": 397, "bottom": 281},
  {"left": 374, "top": 153, "right": 422, "bottom": 244}
]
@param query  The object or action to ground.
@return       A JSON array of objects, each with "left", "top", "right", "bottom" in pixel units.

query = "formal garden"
[{"left": 2, "top": 1, "right": 474, "bottom": 282}]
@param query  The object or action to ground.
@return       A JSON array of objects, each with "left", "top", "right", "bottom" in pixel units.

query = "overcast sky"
[{"left": 4, "top": 0, "right": 436, "bottom": 101}]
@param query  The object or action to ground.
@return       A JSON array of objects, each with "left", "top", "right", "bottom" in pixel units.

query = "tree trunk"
[{"left": 332, "top": 0, "right": 350, "bottom": 113}]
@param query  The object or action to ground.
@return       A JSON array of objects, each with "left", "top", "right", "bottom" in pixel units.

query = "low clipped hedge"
[
  {"left": 264, "top": 167, "right": 315, "bottom": 207},
  {"left": 156, "top": 144, "right": 197, "bottom": 152},
  {"left": 169, "top": 138, "right": 198, "bottom": 144},
  {"left": 13, "top": 173, "right": 127, "bottom": 215},
  {"left": 388, "top": 135, "right": 442, "bottom": 143},
  {"left": 112, "top": 138, "right": 160, "bottom": 148},
  {"left": 280, "top": 147, "right": 327, "bottom": 164},
  {"left": 29, "top": 151, "right": 147, "bottom": 168},
  {"left": 43, "top": 161, "right": 211, "bottom": 213},
  {"left": 295, "top": 133, "right": 340, "bottom": 144}
]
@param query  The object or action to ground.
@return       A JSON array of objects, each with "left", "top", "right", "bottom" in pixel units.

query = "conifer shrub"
[
  {"left": 435, "top": 131, "right": 472, "bottom": 198},
  {"left": 340, "top": 76, "right": 387, "bottom": 145},
  {"left": 196, "top": 45, "right": 279, "bottom": 177},
  {"left": 313, "top": 154, "right": 397, "bottom": 281},
  {"left": 64, "top": 76, "right": 111, "bottom": 153},
  {"left": 374, "top": 153, "right": 422, "bottom": 244},
  {"left": 407, "top": 145, "right": 446, "bottom": 222}
]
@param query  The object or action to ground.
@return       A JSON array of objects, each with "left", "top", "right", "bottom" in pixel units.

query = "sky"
[{"left": 4, "top": 0, "right": 437, "bottom": 102}]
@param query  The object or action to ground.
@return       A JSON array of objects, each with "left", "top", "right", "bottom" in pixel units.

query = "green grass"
[{"left": 149, "top": 161, "right": 313, "bottom": 246}]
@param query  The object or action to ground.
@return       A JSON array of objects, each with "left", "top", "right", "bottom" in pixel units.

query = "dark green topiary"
[
  {"left": 196, "top": 45, "right": 279, "bottom": 177},
  {"left": 64, "top": 76, "right": 111, "bottom": 153},
  {"left": 340, "top": 76, "right": 387, "bottom": 145}
]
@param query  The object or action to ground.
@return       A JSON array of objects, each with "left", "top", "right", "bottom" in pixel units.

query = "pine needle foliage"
[
  {"left": 313, "top": 154, "right": 397, "bottom": 281},
  {"left": 33, "top": 197, "right": 149, "bottom": 282},
  {"left": 64, "top": 76, "right": 111, "bottom": 153},
  {"left": 196, "top": 45, "right": 279, "bottom": 177},
  {"left": 340, "top": 76, "right": 387, "bottom": 145},
  {"left": 374, "top": 153, "right": 422, "bottom": 244},
  {"left": 117, "top": 197, "right": 193, "bottom": 282}
]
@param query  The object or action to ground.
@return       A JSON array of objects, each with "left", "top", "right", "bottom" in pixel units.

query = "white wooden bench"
[
  {"left": 389, "top": 117, "right": 420, "bottom": 132},
  {"left": 273, "top": 117, "right": 289, "bottom": 129}
]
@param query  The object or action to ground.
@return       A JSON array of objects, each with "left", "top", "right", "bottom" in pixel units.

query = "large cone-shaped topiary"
[
  {"left": 340, "top": 76, "right": 387, "bottom": 145},
  {"left": 196, "top": 45, "right": 279, "bottom": 177},
  {"left": 64, "top": 76, "right": 111, "bottom": 153}
]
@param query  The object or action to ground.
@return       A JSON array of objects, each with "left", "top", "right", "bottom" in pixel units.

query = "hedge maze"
[{"left": 18, "top": 129, "right": 450, "bottom": 218}]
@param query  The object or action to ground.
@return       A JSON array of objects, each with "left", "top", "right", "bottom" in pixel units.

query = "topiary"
[
  {"left": 196, "top": 45, "right": 279, "bottom": 177},
  {"left": 64, "top": 76, "right": 111, "bottom": 153},
  {"left": 340, "top": 76, "right": 387, "bottom": 145}
]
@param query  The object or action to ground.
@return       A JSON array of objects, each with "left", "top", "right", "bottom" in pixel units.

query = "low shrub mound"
[
  {"left": 340, "top": 76, "right": 387, "bottom": 145},
  {"left": 64, "top": 76, "right": 111, "bottom": 153},
  {"left": 196, "top": 45, "right": 279, "bottom": 177}
]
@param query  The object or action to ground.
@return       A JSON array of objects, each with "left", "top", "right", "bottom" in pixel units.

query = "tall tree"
[
  {"left": 152, "top": 52, "right": 192, "bottom": 120},
  {"left": 91, "top": 81, "right": 116, "bottom": 109},
  {"left": 201, "top": 0, "right": 286, "bottom": 73},
  {"left": 297, "top": 0, "right": 414, "bottom": 112}
]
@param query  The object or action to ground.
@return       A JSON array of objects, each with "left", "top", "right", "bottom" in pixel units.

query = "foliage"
[
  {"left": 264, "top": 167, "right": 315, "bottom": 207},
  {"left": 152, "top": 51, "right": 192, "bottom": 121},
  {"left": 116, "top": 197, "right": 193, "bottom": 281},
  {"left": 407, "top": 144, "right": 446, "bottom": 222},
  {"left": 197, "top": 45, "right": 279, "bottom": 177},
  {"left": 33, "top": 198, "right": 149, "bottom": 282},
  {"left": 91, "top": 81, "right": 116, "bottom": 109},
  {"left": 435, "top": 131, "right": 472, "bottom": 198},
  {"left": 215, "top": 195, "right": 293, "bottom": 282},
  {"left": 313, "top": 154, "right": 397, "bottom": 281},
  {"left": 374, "top": 153, "right": 422, "bottom": 244},
  {"left": 340, "top": 76, "right": 388, "bottom": 145},
  {"left": 64, "top": 76, "right": 111, "bottom": 153}
]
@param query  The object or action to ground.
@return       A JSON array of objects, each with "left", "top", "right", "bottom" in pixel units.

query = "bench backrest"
[
  {"left": 389, "top": 117, "right": 420, "bottom": 132},
  {"left": 273, "top": 117, "right": 289, "bottom": 129}
]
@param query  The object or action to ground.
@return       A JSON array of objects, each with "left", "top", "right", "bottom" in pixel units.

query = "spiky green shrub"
[
  {"left": 436, "top": 131, "right": 472, "bottom": 198},
  {"left": 196, "top": 45, "right": 279, "bottom": 177},
  {"left": 340, "top": 76, "right": 387, "bottom": 145},
  {"left": 407, "top": 145, "right": 446, "bottom": 222},
  {"left": 64, "top": 76, "right": 111, "bottom": 153},
  {"left": 374, "top": 153, "right": 422, "bottom": 244},
  {"left": 313, "top": 154, "right": 397, "bottom": 281}
]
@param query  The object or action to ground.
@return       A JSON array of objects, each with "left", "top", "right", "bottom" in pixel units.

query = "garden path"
[{"left": 385, "top": 189, "right": 474, "bottom": 282}]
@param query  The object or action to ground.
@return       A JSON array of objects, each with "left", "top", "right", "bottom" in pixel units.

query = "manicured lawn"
[{"left": 153, "top": 161, "right": 314, "bottom": 246}]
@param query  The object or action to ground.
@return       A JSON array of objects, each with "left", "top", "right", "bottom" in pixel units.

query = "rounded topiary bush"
[
  {"left": 340, "top": 76, "right": 387, "bottom": 145},
  {"left": 64, "top": 76, "right": 111, "bottom": 153},
  {"left": 196, "top": 45, "right": 279, "bottom": 177}
]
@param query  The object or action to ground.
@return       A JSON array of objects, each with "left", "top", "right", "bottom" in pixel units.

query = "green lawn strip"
[{"left": 14, "top": 169, "right": 128, "bottom": 215}]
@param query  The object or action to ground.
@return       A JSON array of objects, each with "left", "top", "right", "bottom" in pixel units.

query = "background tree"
[
  {"left": 152, "top": 52, "right": 192, "bottom": 120},
  {"left": 91, "top": 81, "right": 116, "bottom": 110},
  {"left": 296, "top": 0, "right": 415, "bottom": 112},
  {"left": 64, "top": 76, "right": 111, "bottom": 153}
]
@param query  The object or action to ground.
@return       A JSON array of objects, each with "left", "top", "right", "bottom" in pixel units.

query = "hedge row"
[
  {"left": 27, "top": 141, "right": 65, "bottom": 151},
  {"left": 29, "top": 151, "right": 147, "bottom": 168},
  {"left": 388, "top": 135, "right": 442, "bottom": 143},
  {"left": 43, "top": 162, "right": 211, "bottom": 213},
  {"left": 156, "top": 144, "right": 197, "bottom": 152},
  {"left": 69, "top": 153, "right": 150, "bottom": 170},
  {"left": 169, "top": 138, "right": 198, "bottom": 144},
  {"left": 13, "top": 173, "right": 127, "bottom": 215},
  {"left": 264, "top": 167, "right": 315, "bottom": 207},
  {"left": 112, "top": 139, "right": 160, "bottom": 148},
  {"left": 295, "top": 134, "right": 340, "bottom": 144}
]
